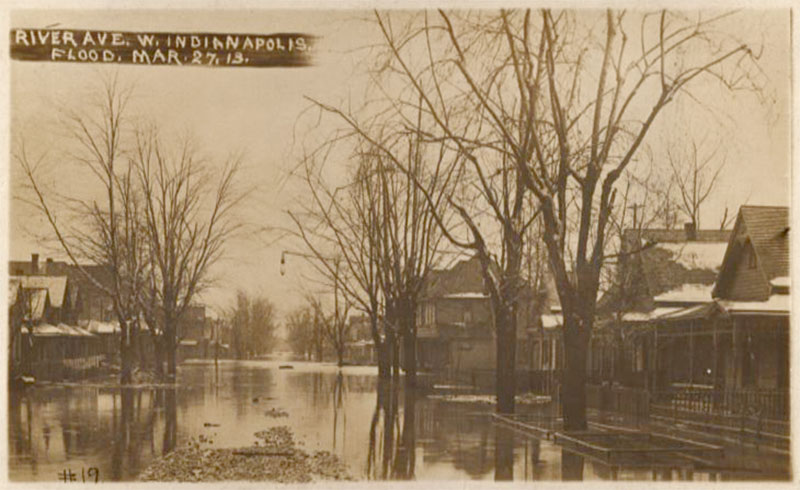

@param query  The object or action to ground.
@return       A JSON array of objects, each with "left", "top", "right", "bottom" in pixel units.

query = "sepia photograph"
[{"left": 3, "top": 2, "right": 794, "bottom": 484}]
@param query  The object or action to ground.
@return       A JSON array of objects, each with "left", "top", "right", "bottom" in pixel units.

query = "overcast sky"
[{"left": 7, "top": 8, "right": 792, "bottom": 319}]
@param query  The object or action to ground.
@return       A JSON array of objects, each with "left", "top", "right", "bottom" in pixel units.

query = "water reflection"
[
  {"left": 494, "top": 425, "right": 514, "bottom": 481},
  {"left": 561, "top": 449, "right": 584, "bottom": 481},
  {"left": 8, "top": 361, "right": 791, "bottom": 482}
]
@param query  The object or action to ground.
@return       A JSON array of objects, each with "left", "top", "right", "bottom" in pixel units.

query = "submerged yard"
[{"left": 8, "top": 360, "right": 791, "bottom": 482}]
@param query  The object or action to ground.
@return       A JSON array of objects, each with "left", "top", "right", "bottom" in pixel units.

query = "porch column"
[
  {"left": 689, "top": 322, "right": 695, "bottom": 385},
  {"left": 713, "top": 320, "right": 721, "bottom": 390},
  {"left": 652, "top": 328, "right": 659, "bottom": 392}
]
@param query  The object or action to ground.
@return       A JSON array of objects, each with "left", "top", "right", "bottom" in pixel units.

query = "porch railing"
[{"left": 651, "top": 387, "right": 790, "bottom": 421}]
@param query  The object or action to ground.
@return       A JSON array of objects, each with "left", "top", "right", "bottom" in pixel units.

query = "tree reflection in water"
[
  {"left": 561, "top": 448, "right": 584, "bottom": 481},
  {"left": 366, "top": 379, "right": 416, "bottom": 480},
  {"left": 494, "top": 424, "right": 514, "bottom": 481},
  {"left": 107, "top": 387, "right": 177, "bottom": 481}
]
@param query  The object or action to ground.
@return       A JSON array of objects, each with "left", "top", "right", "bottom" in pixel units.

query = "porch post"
[
  {"left": 713, "top": 320, "right": 720, "bottom": 389},
  {"left": 652, "top": 328, "right": 659, "bottom": 392},
  {"left": 689, "top": 322, "right": 695, "bottom": 385}
]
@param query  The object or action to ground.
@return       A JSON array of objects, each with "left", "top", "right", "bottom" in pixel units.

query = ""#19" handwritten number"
[{"left": 58, "top": 467, "right": 99, "bottom": 483}]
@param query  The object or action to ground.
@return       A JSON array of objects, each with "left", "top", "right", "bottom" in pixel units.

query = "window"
[
  {"left": 424, "top": 304, "right": 436, "bottom": 325},
  {"left": 542, "top": 339, "right": 552, "bottom": 369},
  {"left": 747, "top": 243, "right": 757, "bottom": 269}
]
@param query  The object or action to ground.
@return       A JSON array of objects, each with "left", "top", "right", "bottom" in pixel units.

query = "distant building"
[
  {"left": 344, "top": 314, "right": 375, "bottom": 365},
  {"left": 416, "top": 255, "right": 542, "bottom": 387},
  {"left": 177, "top": 304, "right": 209, "bottom": 360}
]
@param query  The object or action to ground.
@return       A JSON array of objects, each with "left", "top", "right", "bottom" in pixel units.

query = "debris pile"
[
  {"left": 264, "top": 407, "right": 289, "bottom": 418},
  {"left": 138, "top": 425, "right": 350, "bottom": 482}
]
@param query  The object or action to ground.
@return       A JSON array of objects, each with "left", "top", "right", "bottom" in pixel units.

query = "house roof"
[
  {"left": 604, "top": 227, "right": 731, "bottom": 314},
  {"left": 30, "top": 323, "right": 95, "bottom": 337},
  {"left": 712, "top": 205, "right": 789, "bottom": 299},
  {"left": 718, "top": 294, "right": 790, "bottom": 315},
  {"left": 739, "top": 205, "right": 789, "bottom": 280},
  {"left": 424, "top": 255, "right": 488, "bottom": 298},
  {"left": 84, "top": 320, "right": 121, "bottom": 334},
  {"left": 10, "top": 258, "right": 114, "bottom": 300},
  {"left": 12, "top": 275, "right": 69, "bottom": 308}
]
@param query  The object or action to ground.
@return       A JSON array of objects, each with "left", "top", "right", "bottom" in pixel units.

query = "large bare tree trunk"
[
  {"left": 494, "top": 302, "right": 516, "bottom": 415},
  {"left": 561, "top": 313, "right": 591, "bottom": 431},
  {"left": 399, "top": 297, "right": 417, "bottom": 385},
  {"left": 152, "top": 333, "right": 164, "bottom": 379},
  {"left": 165, "top": 319, "right": 177, "bottom": 381},
  {"left": 119, "top": 321, "right": 134, "bottom": 384}
]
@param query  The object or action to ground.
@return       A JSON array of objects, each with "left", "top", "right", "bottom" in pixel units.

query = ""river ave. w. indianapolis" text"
[{"left": 10, "top": 29, "right": 315, "bottom": 67}]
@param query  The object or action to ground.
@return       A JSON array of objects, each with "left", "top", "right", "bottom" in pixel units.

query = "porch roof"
[
  {"left": 540, "top": 313, "right": 562, "bottom": 329},
  {"left": 718, "top": 294, "right": 790, "bottom": 316},
  {"left": 620, "top": 306, "right": 684, "bottom": 323}
]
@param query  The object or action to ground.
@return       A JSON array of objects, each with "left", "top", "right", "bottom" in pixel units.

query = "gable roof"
[
  {"left": 739, "top": 205, "right": 789, "bottom": 280},
  {"left": 13, "top": 275, "right": 69, "bottom": 308},
  {"left": 712, "top": 205, "right": 789, "bottom": 299}
]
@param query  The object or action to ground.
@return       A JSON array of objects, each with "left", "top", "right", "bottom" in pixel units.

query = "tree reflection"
[
  {"left": 561, "top": 448, "right": 584, "bottom": 481},
  {"left": 392, "top": 386, "right": 416, "bottom": 479},
  {"left": 111, "top": 388, "right": 134, "bottom": 480},
  {"left": 366, "top": 379, "right": 416, "bottom": 480},
  {"left": 494, "top": 425, "right": 514, "bottom": 481},
  {"left": 332, "top": 371, "right": 345, "bottom": 450}
]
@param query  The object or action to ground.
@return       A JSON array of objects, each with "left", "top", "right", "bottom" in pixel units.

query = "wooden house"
[
  {"left": 595, "top": 225, "right": 731, "bottom": 389},
  {"left": 600, "top": 206, "right": 789, "bottom": 422},
  {"left": 416, "top": 255, "right": 540, "bottom": 388}
]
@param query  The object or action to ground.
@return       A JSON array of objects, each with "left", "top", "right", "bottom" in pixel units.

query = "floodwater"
[{"left": 7, "top": 360, "right": 791, "bottom": 482}]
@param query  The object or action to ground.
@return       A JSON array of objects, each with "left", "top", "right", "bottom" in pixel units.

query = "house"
[
  {"left": 598, "top": 206, "right": 789, "bottom": 422},
  {"left": 11, "top": 275, "right": 74, "bottom": 325},
  {"left": 594, "top": 224, "right": 731, "bottom": 389},
  {"left": 9, "top": 254, "right": 115, "bottom": 322},
  {"left": 8, "top": 254, "right": 113, "bottom": 381},
  {"left": 416, "top": 255, "right": 540, "bottom": 388},
  {"left": 344, "top": 314, "right": 376, "bottom": 365},
  {"left": 177, "top": 304, "right": 210, "bottom": 360}
]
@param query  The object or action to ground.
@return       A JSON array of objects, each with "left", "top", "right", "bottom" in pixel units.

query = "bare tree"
[
  {"left": 667, "top": 137, "right": 726, "bottom": 230},
  {"left": 229, "top": 290, "right": 277, "bottom": 359},
  {"left": 285, "top": 305, "right": 315, "bottom": 360},
  {"left": 288, "top": 150, "right": 393, "bottom": 375},
  {"left": 15, "top": 75, "right": 148, "bottom": 384},
  {"left": 320, "top": 261, "right": 353, "bottom": 366},
  {"left": 325, "top": 9, "right": 761, "bottom": 430},
  {"left": 290, "top": 125, "right": 456, "bottom": 382},
  {"left": 132, "top": 128, "right": 243, "bottom": 380}
]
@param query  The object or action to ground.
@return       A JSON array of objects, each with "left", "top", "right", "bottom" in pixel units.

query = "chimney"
[
  {"left": 684, "top": 222, "right": 697, "bottom": 241},
  {"left": 31, "top": 253, "right": 39, "bottom": 275}
]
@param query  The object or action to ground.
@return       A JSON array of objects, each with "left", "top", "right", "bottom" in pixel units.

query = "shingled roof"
[
  {"left": 739, "top": 205, "right": 789, "bottom": 280},
  {"left": 712, "top": 205, "right": 789, "bottom": 300}
]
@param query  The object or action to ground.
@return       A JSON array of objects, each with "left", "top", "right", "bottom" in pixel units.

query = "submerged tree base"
[{"left": 139, "top": 426, "right": 351, "bottom": 482}]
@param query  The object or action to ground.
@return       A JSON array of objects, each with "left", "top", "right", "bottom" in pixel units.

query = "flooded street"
[{"left": 8, "top": 360, "right": 789, "bottom": 482}]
